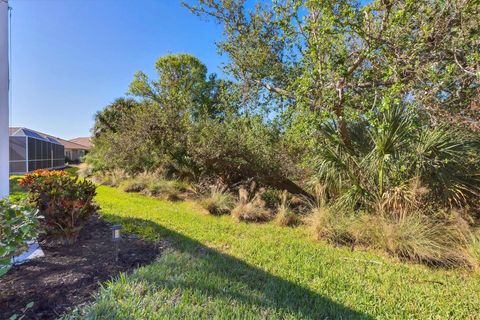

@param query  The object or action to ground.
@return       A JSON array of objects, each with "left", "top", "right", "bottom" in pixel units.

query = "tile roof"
[{"left": 69, "top": 137, "right": 92, "bottom": 149}]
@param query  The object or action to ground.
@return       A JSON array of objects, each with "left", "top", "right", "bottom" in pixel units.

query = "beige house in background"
[
  {"left": 70, "top": 137, "right": 92, "bottom": 149},
  {"left": 59, "top": 137, "right": 92, "bottom": 163}
]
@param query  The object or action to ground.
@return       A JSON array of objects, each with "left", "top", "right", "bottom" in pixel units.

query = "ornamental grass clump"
[
  {"left": 91, "top": 169, "right": 129, "bottom": 187},
  {"left": 119, "top": 179, "right": 147, "bottom": 193},
  {"left": 200, "top": 185, "right": 235, "bottom": 215},
  {"left": 307, "top": 206, "right": 478, "bottom": 269},
  {"left": 20, "top": 170, "right": 98, "bottom": 245},
  {"left": 146, "top": 179, "right": 190, "bottom": 201},
  {"left": 275, "top": 191, "right": 300, "bottom": 227},
  {"left": 231, "top": 187, "right": 272, "bottom": 222},
  {"left": 379, "top": 213, "right": 477, "bottom": 269}
]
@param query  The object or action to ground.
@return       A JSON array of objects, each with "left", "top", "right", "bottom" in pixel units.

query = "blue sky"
[{"left": 10, "top": 0, "right": 224, "bottom": 139}]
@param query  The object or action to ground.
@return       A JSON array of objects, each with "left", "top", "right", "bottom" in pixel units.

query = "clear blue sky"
[{"left": 10, "top": 0, "right": 224, "bottom": 139}]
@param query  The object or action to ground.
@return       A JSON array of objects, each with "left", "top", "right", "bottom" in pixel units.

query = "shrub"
[
  {"left": 20, "top": 170, "right": 98, "bottom": 244},
  {"left": 311, "top": 105, "right": 480, "bottom": 214},
  {"left": 200, "top": 185, "right": 235, "bottom": 215},
  {"left": 0, "top": 201, "right": 41, "bottom": 265},
  {"left": 275, "top": 191, "right": 300, "bottom": 227},
  {"left": 231, "top": 187, "right": 272, "bottom": 222}
]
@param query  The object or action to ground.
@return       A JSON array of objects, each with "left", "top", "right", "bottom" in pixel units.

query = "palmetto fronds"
[{"left": 312, "top": 105, "right": 480, "bottom": 213}]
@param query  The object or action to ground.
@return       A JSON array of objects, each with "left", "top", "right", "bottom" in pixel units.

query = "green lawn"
[
  {"left": 64, "top": 186, "right": 480, "bottom": 319},
  {"left": 9, "top": 175, "right": 26, "bottom": 202}
]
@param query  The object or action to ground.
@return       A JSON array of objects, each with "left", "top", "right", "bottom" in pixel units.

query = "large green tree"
[
  {"left": 128, "top": 53, "right": 237, "bottom": 119},
  {"left": 185, "top": 0, "right": 480, "bottom": 142},
  {"left": 93, "top": 98, "right": 139, "bottom": 138}
]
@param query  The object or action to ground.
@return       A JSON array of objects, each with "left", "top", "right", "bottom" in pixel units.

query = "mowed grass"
[
  {"left": 66, "top": 186, "right": 480, "bottom": 319},
  {"left": 9, "top": 175, "right": 26, "bottom": 202}
]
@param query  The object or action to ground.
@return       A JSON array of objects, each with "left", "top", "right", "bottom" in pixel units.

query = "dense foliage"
[
  {"left": 85, "top": 0, "right": 479, "bottom": 266},
  {"left": 310, "top": 105, "right": 480, "bottom": 212},
  {"left": 88, "top": 54, "right": 308, "bottom": 195},
  {"left": 20, "top": 170, "right": 98, "bottom": 244},
  {"left": 0, "top": 201, "right": 41, "bottom": 265}
]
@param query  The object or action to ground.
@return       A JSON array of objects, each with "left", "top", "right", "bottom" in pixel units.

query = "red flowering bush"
[{"left": 20, "top": 170, "right": 98, "bottom": 244}]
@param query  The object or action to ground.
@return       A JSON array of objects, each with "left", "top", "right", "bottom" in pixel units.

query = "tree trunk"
[
  {"left": 335, "top": 83, "right": 350, "bottom": 146},
  {"left": 267, "top": 176, "right": 313, "bottom": 200}
]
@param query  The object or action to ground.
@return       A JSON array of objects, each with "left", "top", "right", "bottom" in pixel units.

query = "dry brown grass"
[
  {"left": 374, "top": 177, "right": 429, "bottom": 218},
  {"left": 77, "top": 163, "right": 94, "bottom": 178},
  {"left": 231, "top": 187, "right": 272, "bottom": 222},
  {"left": 91, "top": 169, "right": 129, "bottom": 187},
  {"left": 307, "top": 203, "right": 478, "bottom": 269},
  {"left": 275, "top": 191, "right": 300, "bottom": 227}
]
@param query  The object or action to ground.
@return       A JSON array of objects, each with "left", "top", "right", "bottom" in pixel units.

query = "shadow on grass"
[{"left": 102, "top": 214, "right": 373, "bottom": 319}]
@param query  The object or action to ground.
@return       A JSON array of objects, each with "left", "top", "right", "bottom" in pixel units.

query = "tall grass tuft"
[
  {"left": 119, "top": 179, "right": 147, "bottom": 193},
  {"left": 77, "top": 163, "right": 94, "bottom": 178},
  {"left": 146, "top": 179, "right": 191, "bottom": 201},
  {"left": 200, "top": 185, "right": 235, "bottom": 215},
  {"left": 308, "top": 207, "right": 478, "bottom": 269},
  {"left": 91, "top": 169, "right": 129, "bottom": 187},
  {"left": 379, "top": 213, "right": 476, "bottom": 268},
  {"left": 93, "top": 170, "right": 192, "bottom": 201},
  {"left": 275, "top": 191, "right": 300, "bottom": 227},
  {"left": 231, "top": 187, "right": 272, "bottom": 222}
]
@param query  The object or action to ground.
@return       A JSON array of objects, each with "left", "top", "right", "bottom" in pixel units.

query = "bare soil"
[{"left": 0, "top": 215, "right": 164, "bottom": 319}]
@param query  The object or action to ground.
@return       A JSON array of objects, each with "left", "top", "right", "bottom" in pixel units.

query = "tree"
[
  {"left": 93, "top": 98, "right": 139, "bottom": 138},
  {"left": 185, "top": 0, "right": 480, "bottom": 141},
  {"left": 129, "top": 54, "right": 215, "bottom": 116}
]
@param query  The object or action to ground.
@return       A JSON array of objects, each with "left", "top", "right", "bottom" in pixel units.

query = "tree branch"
[{"left": 252, "top": 79, "right": 296, "bottom": 100}]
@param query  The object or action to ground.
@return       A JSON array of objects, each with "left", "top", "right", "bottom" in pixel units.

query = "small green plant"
[
  {"left": 0, "top": 201, "right": 41, "bottom": 266},
  {"left": 231, "top": 187, "right": 272, "bottom": 222},
  {"left": 200, "top": 185, "right": 235, "bottom": 215},
  {"left": 20, "top": 170, "right": 98, "bottom": 245}
]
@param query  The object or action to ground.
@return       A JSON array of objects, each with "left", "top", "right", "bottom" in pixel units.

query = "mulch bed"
[{"left": 0, "top": 215, "right": 165, "bottom": 320}]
